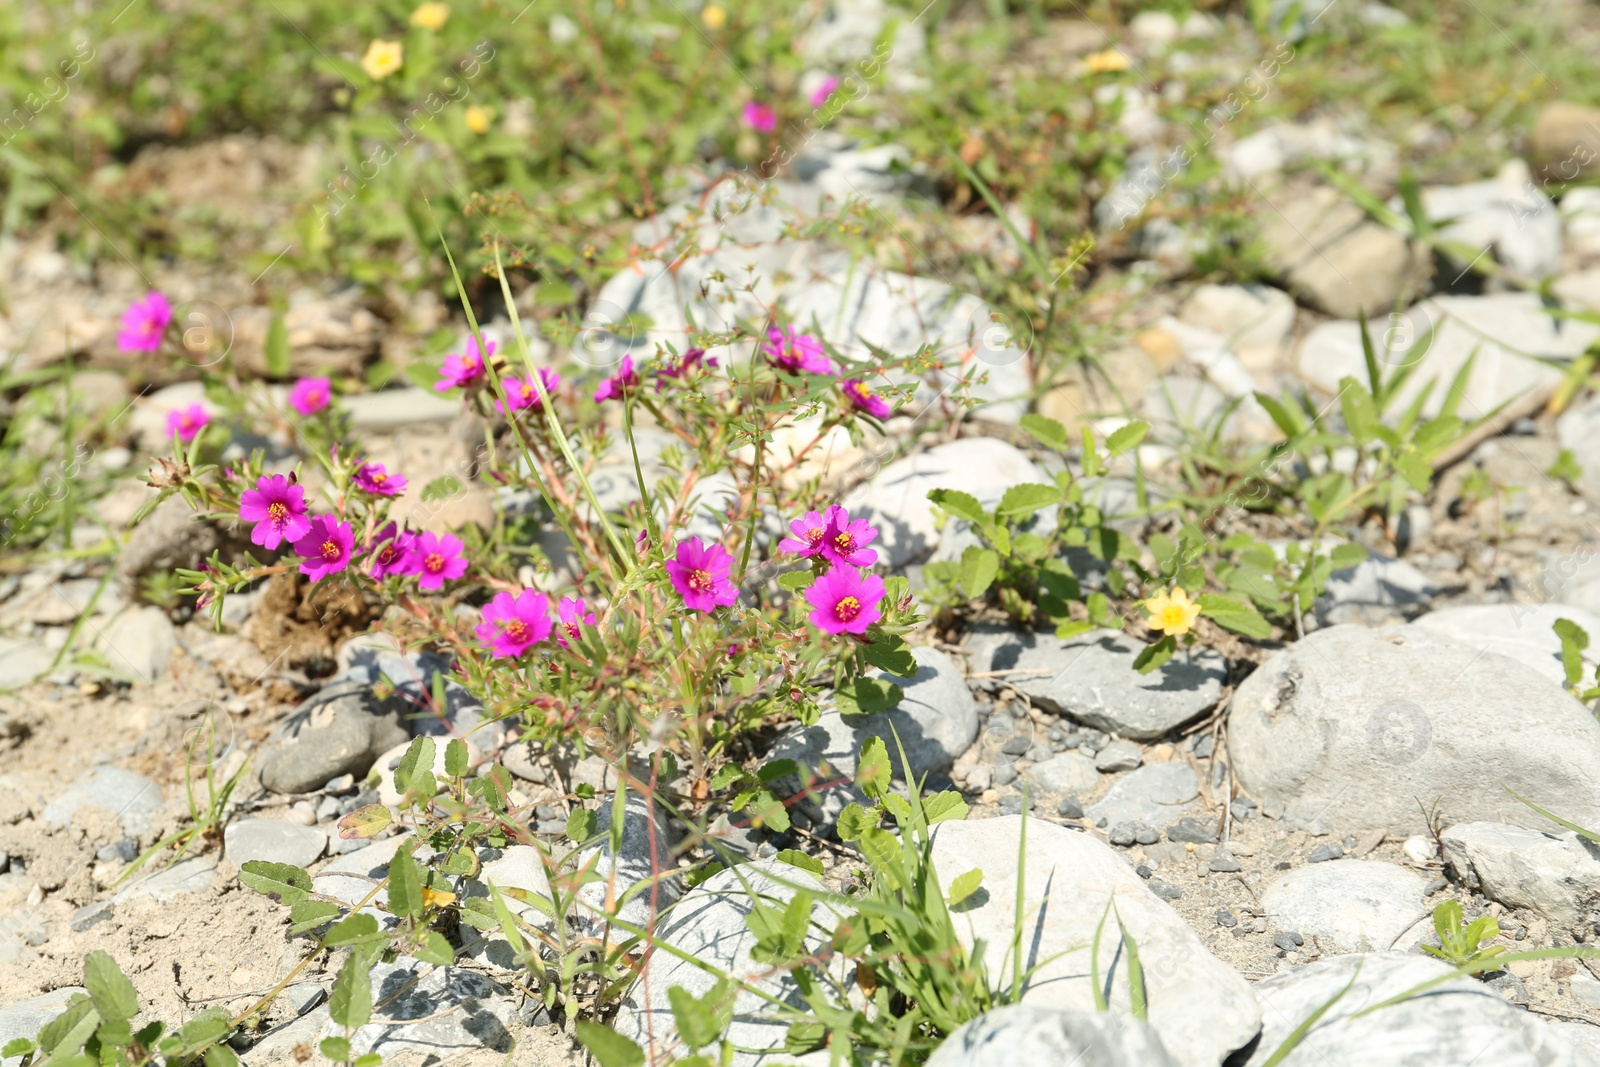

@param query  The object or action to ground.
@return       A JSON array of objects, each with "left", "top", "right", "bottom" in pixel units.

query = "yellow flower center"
[
  {"left": 688, "top": 569, "right": 711, "bottom": 592},
  {"left": 806, "top": 527, "right": 824, "bottom": 545},
  {"left": 425, "top": 553, "right": 445, "bottom": 573},
  {"left": 835, "top": 596, "right": 861, "bottom": 622},
  {"left": 503, "top": 619, "right": 528, "bottom": 641},
  {"left": 833, "top": 532, "right": 856, "bottom": 554},
  {"left": 320, "top": 539, "right": 340, "bottom": 561},
  {"left": 268, "top": 502, "right": 288, "bottom": 523}
]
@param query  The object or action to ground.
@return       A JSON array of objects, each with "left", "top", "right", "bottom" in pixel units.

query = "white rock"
[
  {"left": 1401, "top": 834, "right": 1437, "bottom": 865},
  {"left": 1441, "top": 821, "right": 1600, "bottom": 925},
  {"left": 928, "top": 1004, "right": 1180, "bottom": 1067},
  {"left": 1129, "top": 11, "right": 1180, "bottom": 50},
  {"left": 224, "top": 819, "right": 325, "bottom": 869},
  {"left": 1262, "top": 860, "right": 1430, "bottom": 952},
  {"left": 1407, "top": 161, "right": 1561, "bottom": 280},
  {"left": 930, "top": 818, "right": 1261, "bottom": 1067},
  {"left": 342, "top": 388, "right": 457, "bottom": 430},
  {"left": 90, "top": 605, "right": 175, "bottom": 684},
  {"left": 575, "top": 793, "right": 679, "bottom": 939},
  {"left": 114, "top": 856, "right": 217, "bottom": 904},
  {"left": 1563, "top": 187, "right": 1600, "bottom": 263},
  {"left": 1316, "top": 554, "right": 1437, "bottom": 626},
  {"left": 1228, "top": 623, "right": 1600, "bottom": 834},
  {"left": 1177, "top": 285, "right": 1295, "bottom": 351},
  {"left": 0, "top": 989, "right": 86, "bottom": 1067},
  {"left": 1412, "top": 602, "right": 1600, "bottom": 685}
]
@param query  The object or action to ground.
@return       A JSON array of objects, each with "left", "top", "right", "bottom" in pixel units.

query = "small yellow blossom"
[
  {"left": 420, "top": 886, "right": 457, "bottom": 909},
  {"left": 1144, "top": 586, "right": 1201, "bottom": 637},
  {"left": 465, "top": 105, "right": 491, "bottom": 134},
  {"left": 701, "top": 3, "right": 727, "bottom": 29},
  {"left": 411, "top": 2, "right": 450, "bottom": 30},
  {"left": 361, "top": 39, "right": 404, "bottom": 81},
  {"left": 1084, "top": 49, "right": 1131, "bottom": 74}
]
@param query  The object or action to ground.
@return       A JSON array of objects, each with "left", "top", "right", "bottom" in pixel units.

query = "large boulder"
[
  {"left": 1228, "top": 624, "right": 1600, "bottom": 834},
  {"left": 927, "top": 1004, "right": 1180, "bottom": 1067},
  {"left": 1441, "top": 821, "right": 1600, "bottom": 926}
]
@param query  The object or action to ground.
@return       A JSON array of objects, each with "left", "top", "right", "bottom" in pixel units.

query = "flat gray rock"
[
  {"left": 223, "top": 819, "right": 325, "bottom": 869},
  {"left": 113, "top": 856, "right": 216, "bottom": 904},
  {"left": 0, "top": 988, "right": 85, "bottom": 1067},
  {"left": 930, "top": 818, "right": 1261, "bottom": 1067},
  {"left": 1441, "top": 821, "right": 1600, "bottom": 925},
  {"left": 1228, "top": 624, "right": 1600, "bottom": 834},
  {"left": 927, "top": 1004, "right": 1180, "bottom": 1067},
  {"left": 576, "top": 794, "right": 679, "bottom": 940},
  {"left": 311, "top": 835, "right": 412, "bottom": 914},
  {"left": 1086, "top": 763, "right": 1200, "bottom": 827},
  {"left": 1239, "top": 952, "right": 1599, "bottom": 1067},
  {"left": 0, "top": 637, "right": 50, "bottom": 690},
  {"left": 1315, "top": 555, "right": 1437, "bottom": 626},
  {"left": 613, "top": 859, "right": 848, "bottom": 1066},
  {"left": 1027, "top": 752, "right": 1099, "bottom": 795},
  {"left": 1262, "top": 860, "right": 1429, "bottom": 953},
  {"left": 966, "top": 628, "right": 1224, "bottom": 740},
  {"left": 1413, "top": 603, "right": 1600, "bottom": 685},
  {"left": 257, "top": 675, "right": 413, "bottom": 794},
  {"left": 43, "top": 765, "right": 164, "bottom": 836}
]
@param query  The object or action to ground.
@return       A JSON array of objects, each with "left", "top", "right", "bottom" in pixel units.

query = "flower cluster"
[
  {"left": 473, "top": 590, "right": 597, "bottom": 660},
  {"left": 780, "top": 505, "right": 885, "bottom": 635}
]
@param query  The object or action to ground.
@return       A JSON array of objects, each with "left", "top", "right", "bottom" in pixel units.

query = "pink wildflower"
[
  {"left": 804, "top": 566, "right": 885, "bottom": 636},
  {"left": 353, "top": 462, "right": 407, "bottom": 497},
  {"left": 497, "top": 367, "right": 562, "bottom": 412},
  {"left": 840, "top": 378, "right": 892, "bottom": 419},
  {"left": 435, "top": 337, "right": 493, "bottom": 392},
  {"left": 654, "top": 347, "right": 716, "bottom": 389},
  {"left": 365, "top": 523, "right": 416, "bottom": 579},
  {"left": 118, "top": 292, "right": 173, "bottom": 353},
  {"left": 665, "top": 537, "right": 739, "bottom": 612},
  {"left": 407, "top": 530, "right": 469, "bottom": 591},
  {"left": 165, "top": 404, "right": 210, "bottom": 443},
  {"left": 593, "top": 355, "right": 639, "bottom": 402},
  {"left": 238, "top": 474, "right": 311, "bottom": 551},
  {"left": 809, "top": 77, "right": 840, "bottom": 108},
  {"left": 762, "top": 326, "right": 833, "bottom": 376},
  {"left": 288, "top": 377, "right": 332, "bottom": 416},
  {"left": 820, "top": 505, "right": 879, "bottom": 567},
  {"left": 292, "top": 514, "right": 354, "bottom": 583},
  {"left": 556, "top": 596, "right": 597, "bottom": 649},
  {"left": 778, "top": 510, "right": 829, "bottom": 558},
  {"left": 475, "top": 590, "right": 553, "bottom": 658},
  {"left": 743, "top": 102, "right": 776, "bottom": 132}
]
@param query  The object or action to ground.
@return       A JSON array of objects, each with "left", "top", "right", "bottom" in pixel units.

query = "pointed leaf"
[
  {"left": 947, "top": 868, "right": 983, "bottom": 907},
  {"left": 927, "top": 488, "right": 987, "bottom": 525},
  {"left": 575, "top": 1022, "right": 644, "bottom": 1067},
  {"left": 239, "top": 861, "right": 311, "bottom": 906},
  {"left": 84, "top": 951, "right": 138, "bottom": 1023},
  {"left": 337, "top": 804, "right": 392, "bottom": 841},
  {"left": 328, "top": 953, "right": 372, "bottom": 1030},
  {"left": 776, "top": 849, "right": 824, "bottom": 878}
]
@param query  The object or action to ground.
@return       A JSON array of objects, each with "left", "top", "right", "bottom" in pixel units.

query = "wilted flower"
[
  {"left": 593, "top": 355, "right": 639, "bottom": 402},
  {"left": 365, "top": 523, "right": 416, "bottom": 579}
]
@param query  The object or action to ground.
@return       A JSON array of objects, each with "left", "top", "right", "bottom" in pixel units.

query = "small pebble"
[
  {"left": 1025, "top": 745, "right": 1053, "bottom": 763},
  {"left": 967, "top": 764, "right": 993, "bottom": 791},
  {"left": 323, "top": 774, "right": 356, "bottom": 795},
  {"left": 1136, "top": 864, "right": 1152, "bottom": 879},
  {"left": 1230, "top": 797, "right": 1258, "bottom": 820},
  {"left": 339, "top": 789, "right": 379, "bottom": 816},
  {"left": 1167, "top": 817, "right": 1217, "bottom": 844},
  {"left": 1424, "top": 877, "right": 1448, "bottom": 895},
  {"left": 1096, "top": 817, "right": 1109, "bottom": 828},
  {"left": 1273, "top": 931, "right": 1304, "bottom": 952},
  {"left": 1216, "top": 908, "right": 1238, "bottom": 928},
  {"left": 1134, "top": 823, "right": 1160, "bottom": 846},
  {"left": 315, "top": 796, "right": 340, "bottom": 823},
  {"left": 998, "top": 794, "right": 1035, "bottom": 815},
  {"left": 1001, "top": 737, "right": 1031, "bottom": 756},
  {"left": 1109, "top": 823, "right": 1137, "bottom": 847},
  {"left": 1192, "top": 735, "right": 1215, "bottom": 758},
  {"left": 1095, "top": 740, "right": 1142, "bottom": 773},
  {"left": 993, "top": 763, "right": 1019, "bottom": 787},
  {"left": 1308, "top": 844, "right": 1343, "bottom": 863},
  {"left": 1209, "top": 850, "right": 1242, "bottom": 873},
  {"left": 1150, "top": 881, "right": 1183, "bottom": 901},
  {"left": 70, "top": 902, "right": 113, "bottom": 932},
  {"left": 1061, "top": 731, "right": 1082, "bottom": 749},
  {"left": 1056, "top": 796, "right": 1083, "bottom": 820},
  {"left": 1402, "top": 834, "right": 1437, "bottom": 864}
]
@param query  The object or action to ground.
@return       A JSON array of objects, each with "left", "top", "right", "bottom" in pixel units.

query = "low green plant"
[
  {"left": 119, "top": 713, "right": 250, "bottom": 884},
  {"left": 1420, "top": 899, "right": 1506, "bottom": 970},
  {"left": 1553, "top": 618, "right": 1600, "bottom": 704}
]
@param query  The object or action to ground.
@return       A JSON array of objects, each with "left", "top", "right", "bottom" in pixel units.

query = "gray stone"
[
  {"left": 927, "top": 1004, "right": 1180, "bottom": 1067},
  {"left": 91, "top": 605, "right": 175, "bottom": 684},
  {"left": 1166, "top": 817, "right": 1216, "bottom": 845},
  {"left": 1095, "top": 740, "right": 1143, "bottom": 773},
  {"left": 1315, "top": 554, "right": 1437, "bottom": 625},
  {"left": 342, "top": 388, "right": 457, "bottom": 430},
  {"left": 1413, "top": 603, "right": 1600, "bottom": 686},
  {"left": 1260, "top": 185, "right": 1430, "bottom": 320},
  {"left": 613, "top": 860, "right": 849, "bottom": 1066},
  {"left": 1086, "top": 763, "right": 1200, "bottom": 828},
  {"left": 312, "top": 835, "right": 412, "bottom": 914},
  {"left": 575, "top": 794, "right": 678, "bottom": 939},
  {"left": 1308, "top": 844, "right": 1344, "bottom": 862},
  {"left": 1109, "top": 823, "right": 1137, "bottom": 847},
  {"left": 0, "top": 988, "right": 86, "bottom": 1067},
  {"left": 1262, "top": 861, "right": 1429, "bottom": 953},
  {"left": 256, "top": 676, "right": 413, "bottom": 794},
  {"left": 69, "top": 902, "right": 112, "bottom": 932},
  {"left": 113, "top": 856, "right": 217, "bottom": 904},
  {"left": 1409, "top": 162, "right": 1562, "bottom": 281},
  {"left": 1209, "top": 851, "right": 1242, "bottom": 873},
  {"left": 840, "top": 439, "right": 1048, "bottom": 566},
  {"left": 330, "top": 959, "right": 518, "bottom": 1059},
  {"left": 336, "top": 640, "right": 487, "bottom": 740},
  {"left": 43, "top": 765, "right": 163, "bottom": 836},
  {"left": 1057, "top": 796, "right": 1084, "bottom": 820},
  {"left": 930, "top": 818, "right": 1261, "bottom": 1067},
  {"left": 281, "top": 982, "right": 323, "bottom": 1017},
  {"left": 0, "top": 637, "right": 49, "bottom": 689},
  {"left": 1228, "top": 624, "right": 1600, "bottom": 835},
  {"left": 1028, "top": 753, "right": 1098, "bottom": 796},
  {"left": 769, "top": 646, "right": 980, "bottom": 819},
  {"left": 966, "top": 628, "right": 1225, "bottom": 740},
  {"left": 224, "top": 819, "right": 325, "bottom": 869},
  {"left": 1441, "top": 821, "right": 1600, "bottom": 925},
  {"left": 1238, "top": 951, "right": 1597, "bottom": 1066},
  {"left": 1273, "top": 931, "right": 1303, "bottom": 952}
]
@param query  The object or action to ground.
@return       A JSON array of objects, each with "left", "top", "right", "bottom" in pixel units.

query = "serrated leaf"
[
  {"left": 1, "top": 1039, "right": 35, "bottom": 1058},
  {"left": 84, "top": 951, "right": 138, "bottom": 1022},
  {"left": 881, "top": 793, "right": 911, "bottom": 820},
  {"left": 927, "top": 488, "right": 987, "bottom": 525},
  {"left": 861, "top": 633, "right": 917, "bottom": 677},
  {"left": 394, "top": 736, "right": 436, "bottom": 796},
  {"left": 323, "top": 913, "right": 381, "bottom": 947},
  {"left": 337, "top": 804, "right": 392, "bottom": 841},
  {"left": 1195, "top": 593, "right": 1272, "bottom": 640},
  {"left": 948, "top": 868, "right": 983, "bottom": 907},
  {"left": 837, "top": 677, "right": 902, "bottom": 716},
  {"left": 709, "top": 763, "right": 745, "bottom": 790},
  {"left": 566, "top": 807, "right": 597, "bottom": 843},
  {"left": 756, "top": 759, "right": 799, "bottom": 783},
  {"left": 996, "top": 483, "right": 1061, "bottom": 517},
  {"left": 576, "top": 1020, "right": 645, "bottom": 1067},
  {"left": 1105, "top": 420, "right": 1149, "bottom": 455},
  {"left": 1019, "top": 413, "right": 1068, "bottom": 450},
  {"left": 778, "top": 570, "right": 815, "bottom": 591},
  {"left": 857, "top": 737, "right": 892, "bottom": 800},
  {"left": 445, "top": 739, "right": 469, "bottom": 778},
  {"left": 923, "top": 790, "right": 970, "bottom": 825},
  {"left": 288, "top": 900, "right": 342, "bottom": 934},
  {"left": 776, "top": 849, "right": 824, "bottom": 878},
  {"left": 387, "top": 843, "right": 422, "bottom": 918},
  {"left": 239, "top": 861, "right": 311, "bottom": 906},
  {"left": 959, "top": 546, "right": 1000, "bottom": 599},
  {"left": 328, "top": 953, "right": 372, "bottom": 1030},
  {"left": 420, "top": 476, "right": 464, "bottom": 502},
  {"left": 837, "top": 802, "right": 876, "bottom": 842}
]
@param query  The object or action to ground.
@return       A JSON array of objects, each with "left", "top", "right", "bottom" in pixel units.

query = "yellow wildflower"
[
  {"left": 701, "top": 3, "right": 727, "bottom": 29},
  {"left": 1084, "top": 49, "right": 1131, "bottom": 74},
  {"left": 411, "top": 2, "right": 450, "bottom": 30},
  {"left": 361, "top": 39, "right": 404, "bottom": 81},
  {"left": 1144, "top": 587, "right": 1201, "bottom": 637},
  {"left": 420, "top": 886, "right": 457, "bottom": 909},
  {"left": 465, "top": 105, "right": 491, "bottom": 134}
]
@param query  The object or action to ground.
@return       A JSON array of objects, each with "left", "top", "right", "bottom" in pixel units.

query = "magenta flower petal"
[
  {"left": 762, "top": 327, "right": 833, "bottom": 376},
  {"left": 804, "top": 566, "right": 885, "bottom": 635},
  {"left": 556, "top": 595, "right": 598, "bottom": 649},
  {"left": 820, "top": 504, "right": 879, "bottom": 567},
  {"left": 665, "top": 536, "right": 739, "bottom": 612},
  {"left": 593, "top": 355, "right": 639, "bottom": 403},
  {"left": 165, "top": 403, "right": 210, "bottom": 443},
  {"left": 292, "top": 514, "right": 354, "bottom": 583},
  {"left": 118, "top": 292, "right": 173, "bottom": 353},
  {"left": 238, "top": 474, "right": 311, "bottom": 551},
  {"left": 366, "top": 524, "right": 418, "bottom": 578},
  {"left": 407, "top": 531, "right": 469, "bottom": 591},
  {"left": 809, "top": 77, "right": 840, "bottom": 108},
  {"left": 353, "top": 462, "right": 407, "bottom": 497},
  {"left": 840, "top": 379, "right": 892, "bottom": 419},
  {"left": 288, "top": 377, "right": 332, "bottom": 416},
  {"left": 742, "top": 101, "right": 776, "bottom": 132},
  {"left": 777, "top": 509, "right": 829, "bottom": 557},
  {"left": 475, "top": 589, "right": 553, "bottom": 658},
  {"left": 435, "top": 337, "right": 494, "bottom": 392}
]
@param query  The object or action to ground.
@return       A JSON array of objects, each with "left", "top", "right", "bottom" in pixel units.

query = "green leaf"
[
  {"left": 445, "top": 739, "right": 469, "bottom": 778},
  {"left": 996, "top": 483, "right": 1062, "bottom": 517},
  {"left": 1, "top": 1039, "right": 36, "bottom": 1058},
  {"left": 1329, "top": 543, "right": 1368, "bottom": 570},
  {"left": 566, "top": 807, "right": 597, "bottom": 843},
  {"left": 776, "top": 849, "right": 824, "bottom": 878},
  {"left": 387, "top": 844, "right": 423, "bottom": 918},
  {"left": 861, "top": 633, "right": 917, "bottom": 677},
  {"left": 338, "top": 804, "right": 393, "bottom": 841},
  {"left": 175, "top": 1009, "right": 230, "bottom": 1051},
  {"left": 947, "top": 868, "right": 983, "bottom": 907},
  {"left": 239, "top": 861, "right": 312, "bottom": 906},
  {"left": 668, "top": 979, "right": 736, "bottom": 1051},
  {"left": 1105, "top": 420, "right": 1149, "bottom": 456},
  {"left": 264, "top": 312, "right": 290, "bottom": 378},
  {"left": 1115, "top": 907, "right": 1149, "bottom": 1021},
  {"left": 323, "top": 913, "right": 382, "bottom": 947},
  {"left": 413, "top": 930, "right": 455, "bottom": 966},
  {"left": 1019, "top": 413, "right": 1068, "bottom": 450},
  {"left": 836, "top": 677, "right": 902, "bottom": 716},
  {"left": 837, "top": 802, "right": 876, "bottom": 842},
  {"left": 856, "top": 829, "right": 904, "bottom": 890},
  {"left": 756, "top": 759, "right": 799, "bottom": 783},
  {"left": 352, "top": 1055, "right": 384, "bottom": 1067},
  {"left": 320, "top": 1037, "right": 352, "bottom": 1062},
  {"left": 328, "top": 952, "right": 372, "bottom": 1030},
  {"left": 922, "top": 790, "right": 970, "bottom": 825},
  {"left": 1555, "top": 618, "right": 1591, "bottom": 690},
  {"left": 204, "top": 1044, "right": 240, "bottom": 1067},
  {"left": 1394, "top": 451, "right": 1432, "bottom": 493},
  {"left": 857, "top": 737, "right": 892, "bottom": 800},
  {"left": 1132, "top": 634, "right": 1176, "bottom": 675},
  {"left": 709, "top": 763, "right": 745, "bottom": 790},
  {"left": 288, "top": 900, "right": 342, "bottom": 934},
  {"left": 420, "top": 476, "right": 464, "bottom": 502},
  {"left": 927, "top": 488, "right": 987, "bottom": 525},
  {"left": 784, "top": 1020, "right": 828, "bottom": 1056},
  {"left": 1195, "top": 593, "right": 1272, "bottom": 640},
  {"left": 778, "top": 570, "right": 815, "bottom": 592},
  {"left": 1254, "top": 391, "right": 1305, "bottom": 439},
  {"left": 959, "top": 546, "right": 1000, "bottom": 599},
  {"left": 83, "top": 951, "right": 138, "bottom": 1022},
  {"left": 394, "top": 736, "right": 437, "bottom": 796}
]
